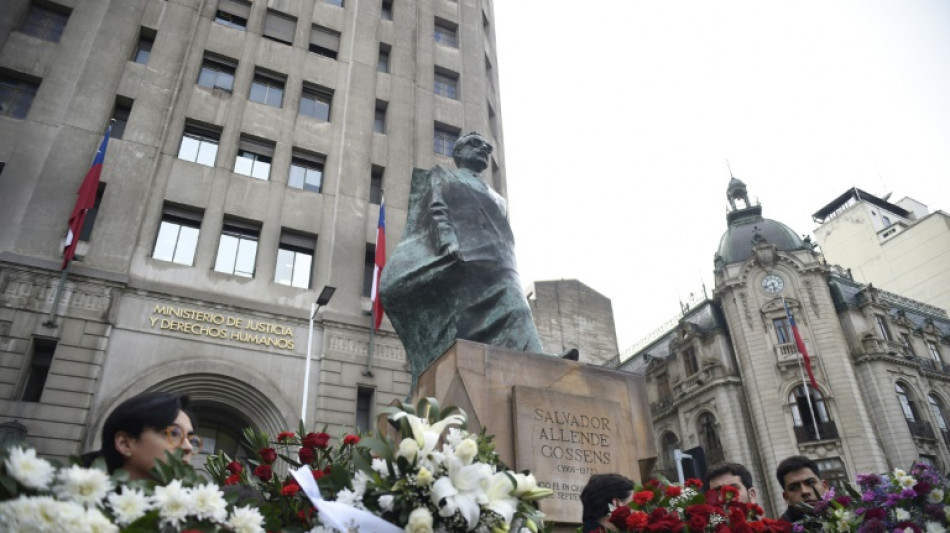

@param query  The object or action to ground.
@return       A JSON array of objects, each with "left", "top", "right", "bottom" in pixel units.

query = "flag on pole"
[
  {"left": 371, "top": 198, "right": 386, "bottom": 330},
  {"left": 784, "top": 300, "right": 819, "bottom": 389},
  {"left": 62, "top": 124, "right": 112, "bottom": 269}
]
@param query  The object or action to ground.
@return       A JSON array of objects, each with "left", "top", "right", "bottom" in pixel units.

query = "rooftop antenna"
[{"left": 726, "top": 159, "right": 734, "bottom": 178}]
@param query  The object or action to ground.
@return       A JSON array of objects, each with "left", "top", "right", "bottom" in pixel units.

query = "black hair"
[
  {"left": 776, "top": 455, "right": 820, "bottom": 489},
  {"left": 580, "top": 473, "right": 634, "bottom": 521},
  {"left": 100, "top": 391, "right": 195, "bottom": 473},
  {"left": 706, "top": 462, "right": 754, "bottom": 490}
]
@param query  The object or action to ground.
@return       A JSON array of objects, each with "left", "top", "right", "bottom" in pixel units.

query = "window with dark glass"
[
  {"left": 19, "top": 338, "right": 56, "bottom": 403},
  {"left": 683, "top": 347, "right": 699, "bottom": 376},
  {"left": 656, "top": 371, "right": 671, "bottom": 399},
  {"left": 299, "top": 84, "right": 332, "bottom": 121},
  {"left": 178, "top": 122, "right": 220, "bottom": 166},
  {"left": 112, "top": 97, "right": 133, "bottom": 140},
  {"left": 488, "top": 102, "right": 498, "bottom": 138},
  {"left": 20, "top": 3, "right": 70, "bottom": 43},
  {"left": 901, "top": 333, "right": 916, "bottom": 356},
  {"left": 275, "top": 231, "right": 315, "bottom": 289},
  {"left": 234, "top": 136, "right": 274, "bottom": 180},
  {"left": 374, "top": 100, "right": 387, "bottom": 134},
  {"left": 789, "top": 384, "right": 831, "bottom": 428},
  {"left": 369, "top": 166, "right": 383, "bottom": 204},
  {"left": 896, "top": 382, "right": 920, "bottom": 422},
  {"left": 485, "top": 55, "right": 494, "bottom": 93},
  {"left": 434, "top": 20, "right": 457, "bottom": 47},
  {"left": 78, "top": 183, "right": 106, "bottom": 241},
  {"left": 289, "top": 151, "right": 324, "bottom": 193},
  {"left": 377, "top": 44, "right": 391, "bottom": 73},
  {"left": 214, "top": 0, "right": 250, "bottom": 30},
  {"left": 326, "top": 0, "right": 344, "bottom": 6},
  {"left": 434, "top": 69, "right": 458, "bottom": 99},
  {"left": 816, "top": 458, "right": 849, "bottom": 491},
  {"left": 249, "top": 70, "right": 285, "bottom": 108},
  {"left": 660, "top": 432, "right": 679, "bottom": 475},
  {"left": 131, "top": 28, "right": 155, "bottom": 64},
  {"left": 381, "top": 0, "right": 393, "bottom": 21},
  {"left": 263, "top": 10, "right": 296, "bottom": 45},
  {"left": 0, "top": 74, "right": 40, "bottom": 119},
  {"left": 356, "top": 387, "right": 374, "bottom": 432},
  {"left": 363, "top": 244, "right": 376, "bottom": 297},
  {"left": 929, "top": 394, "right": 949, "bottom": 433},
  {"left": 309, "top": 26, "right": 340, "bottom": 59},
  {"left": 876, "top": 315, "right": 891, "bottom": 341},
  {"left": 698, "top": 413, "right": 723, "bottom": 463},
  {"left": 153, "top": 206, "right": 202, "bottom": 265},
  {"left": 197, "top": 55, "right": 237, "bottom": 92},
  {"left": 929, "top": 341, "right": 942, "bottom": 362},
  {"left": 773, "top": 317, "right": 792, "bottom": 344},
  {"left": 214, "top": 219, "right": 260, "bottom": 277},
  {"left": 433, "top": 124, "right": 458, "bottom": 156}
]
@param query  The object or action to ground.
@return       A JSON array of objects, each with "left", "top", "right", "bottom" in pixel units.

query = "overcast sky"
[{"left": 493, "top": 1, "right": 950, "bottom": 351}]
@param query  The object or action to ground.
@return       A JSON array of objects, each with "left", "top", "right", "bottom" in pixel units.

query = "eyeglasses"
[{"left": 162, "top": 426, "right": 203, "bottom": 451}]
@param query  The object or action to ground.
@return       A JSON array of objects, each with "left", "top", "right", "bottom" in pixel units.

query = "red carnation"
[
  {"left": 297, "top": 506, "right": 316, "bottom": 521},
  {"left": 277, "top": 431, "right": 296, "bottom": 442},
  {"left": 224, "top": 473, "right": 241, "bottom": 486},
  {"left": 665, "top": 485, "right": 682, "bottom": 498},
  {"left": 626, "top": 510, "right": 649, "bottom": 530},
  {"left": 259, "top": 447, "right": 277, "bottom": 464},
  {"left": 281, "top": 481, "right": 301, "bottom": 496},
  {"left": 688, "top": 514, "right": 709, "bottom": 531},
  {"left": 753, "top": 518, "right": 792, "bottom": 533},
  {"left": 720, "top": 485, "right": 740, "bottom": 501},
  {"left": 298, "top": 446, "right": 315, "bottom": 464},
  {"left": 343, "top": 434, "right": 360, "bottom": 445},
  {"left": 633, "top": 490, "right": 655, "bottom": 506},
  {"left": 312, "top": 468, "right": 325, "bottom": 480},
  {"left": 685, "top": 478, "right": 703, "bottom": 488},
  {"left": 303, "top": 432, "right": 331, "bottom": 449},
  {"left": 226, "top": 460, "right": 243, "bottom": 474},
  {"left": 254, "top": 464, "right": 273, "bottom": 481},
  {"left": 608, "top": 505, "right": 632, "bottom": 529}
]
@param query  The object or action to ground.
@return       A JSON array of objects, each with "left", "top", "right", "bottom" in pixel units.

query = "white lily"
[
  {"left": 392, "top": 411, "right": 465, "bottom": 465},
  {"left": 483, "top": 472, "right": 519, "bottom": 524},
  {"left": 430, "top": 456, "right": 491, "bottom": 529}
]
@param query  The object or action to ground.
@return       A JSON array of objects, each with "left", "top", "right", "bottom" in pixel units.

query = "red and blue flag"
[
  {"left": 785, "top": 300, "right": 819, "bottom": 389},
  {"left": 371, "top": 198, "right": 386, "bottom": 330},
  {"left": 62, "top": 124, "right": 112, "bottom": 269}
]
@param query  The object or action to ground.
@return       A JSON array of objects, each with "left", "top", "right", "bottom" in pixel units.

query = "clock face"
[{"left": 762, "top": 274, "right": 784, "bottom": 293}]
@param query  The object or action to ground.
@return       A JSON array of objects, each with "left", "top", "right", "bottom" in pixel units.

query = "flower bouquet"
[
  {"left": 794, "top": 462, "right": 950, "bottom": 533},
  {"left": 600, "top": 477, "right": 790, "bottom": 533}
]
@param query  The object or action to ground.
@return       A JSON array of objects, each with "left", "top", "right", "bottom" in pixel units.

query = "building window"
[
  {"left": 78, "top": 183, "right": 106, "bottom": 242},
  {"left": 434, "top": 20, "right": 457, "bottom": 47},
  {"left": 381, "top": 0, "right": 393, "bottom": 21},
  {"left": 882, "top": 215, "right": 892, "bottom": 228},
  {"left": 112, "top": 97, "right": 133, "bottom": 140},
  {"left": 20, "top": 3, "right": 70, "bottom": 43},
  {"left": 928, "top": 341, "right": 941, "bottom": 362},
  {"left": 214, "top": 220, "right": 259, "bottom": 277},
  {"left": 262, "top": 10, "right": 296, "bottom": 46},
  {"left": 433, "top": 125, "right": 458, "bottom": 156},
  {"left": 815, "top": 458, "right": 849, "bottom": 492},
  {"left": 901, "top": 333, "right": 916, "bottom": 357},
  {"left": 656, "top": 371, "right": 671, "bottom": 399},
  {"left": 929, "top": 394, "right": 949, "bottom": 432},
  {"left": 275, "top": 231, "right": 315, "bottom": 289},
  {"left": 178, "top": 123, "right": 220, "bottom": 166},
  {"left": 896, "top": 382, "right": 920, "bottom": 422},
  {"left": 374, "top": 100, "right": 387, "bottom": 134},
  {"left": 0, "top": 73, "right": 40, "bottom": 119},
  {"left": 214, "top": 0, "right": 250, "bottom": 30},
  {"left": 789, "top": 384, "right": 831, "bottom": 428},
  {"left": 234, "top": 136, "right": 274, "bottom": 180},
  {"left": 310, "top": 26, "right": 340, "bottom": 59},
  {"left": 369, "top": 166, "right": 383, "bottom": 204},
  {"left": 773, "top": 317, "right": 792, "bottom": 344},
  {"left": 289, "top": 151, "right": 324, "bottom": 193},
  {"left": 682, "top": 347, "right": 699, "bottom": 376},
  {"left": 488, "top": 102, "right": 498, "bottom": 138},
  {"left": 485, "top": 55, "right": 494, "bottom": 93},
  {"left": 697, "top": 413, "right": 723, "bottom": 465},
  {"left": 659, "top": 432, "right": 679, "bottom": 480},
  {"left": 875, "top": 315, "right": 891, "bottom": 341},
  {"left": 249, "top": 70, "right": 285, "bottom": 108},
  {"left": 131, "top": 28, "right": 155, "bottom": 64},
  {"left": 356, "top": 387, "right": 374, "bottom": 433},
  {"left": 326, "top": 0, "right": 344, "bottom": 6},
  {"left": 19, "top": 338, "right": 56, "bottom": 403},
  {"left": 363, "top": 245, "right": 376, "bottom": 297},
  {"left": 377, "top": 44, "right": 391, "bottom": 73},
  {"left": 299, "top": 84, "right": 332, "bottom": 121},
  {"left": 153, "top": 206, "right": 202, "bottom": 265},
  {"left": 434, "top": 69, "right": 458, "bottom": 99},
  {"left": 197, "top": 55, "right": 237, "bottom": 92}
]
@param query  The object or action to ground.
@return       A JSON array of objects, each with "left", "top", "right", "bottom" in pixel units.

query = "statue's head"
[{"left": 452, "top": 131, "right": 493, "bottom": 173}]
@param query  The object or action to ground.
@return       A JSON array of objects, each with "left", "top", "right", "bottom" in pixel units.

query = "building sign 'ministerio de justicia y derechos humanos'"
[{"left": 148, "top": 304, "right": 296, "bottom": 350}]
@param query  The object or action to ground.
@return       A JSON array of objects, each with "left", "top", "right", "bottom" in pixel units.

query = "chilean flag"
[
  {"left": 785, "top": 300, "right": 819, "bottom": 389},
  {"left": 371, "top": 198, "right": 386, "bottom": 330},
  {"left": 62, "top": 124, "right": 112, "bottom": 269}
]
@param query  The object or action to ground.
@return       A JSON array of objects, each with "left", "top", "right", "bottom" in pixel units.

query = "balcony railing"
[
  {"left": 907, "top": 419, "right": 937, "bottom": 440},
  {"left": 793, "top": 420, "right": 839, "bottom": 443}
]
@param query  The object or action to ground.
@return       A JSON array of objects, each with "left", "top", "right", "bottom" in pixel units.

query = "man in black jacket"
[{"left": 776, "top": 455, "right": 829, "bottom": 522}]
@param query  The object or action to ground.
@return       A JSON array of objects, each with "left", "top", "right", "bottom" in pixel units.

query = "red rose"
[
  {"left": 689, "top": 514, "right": 708, "bottom": 531},
  {"left": 277, "top": 431, "right": 296, "bottom": 442},
  {"left": 297, "top": 506, "right": 316, "bottom": 521},
  {"left": 281, "top": 481, "right": 301, "bottom": 496},
  {"left": 608, "top": 505, "right": 632, "bottom": 529},
  {"left": 312, "top": 468, "right": 325, "bottom": 480},
  {"left": 224, "top": 473, "right": 242, "bottom": 486},
  {"left": 303, "top": 432, "right": 331, "bottom": 449},
  {"left": 720, "top": 485, "right": 740, "bottom": 501},
  {"left": 226, "top": 460, "right": 243, "bottom": 474},
  {"left": 754, "top": 518, "right": 792, "bottom": 533},
  {"left": 665, "top": 485, "right": 682, "bottom": 498},
  {"left": 323, "top": 465, "right": 332, "bottom": 474},
  {"left": 645, "top": 508, "right": 683, "bottom": 532},
  {"left": 685, "top": 478, "right": 704, "bottom": 489},
  {"left": 259, "top": 447, "right": 277, "bottom": 464},
  {"left": 298, "top": 446, "right": 315, "bottom": 464},
  {"left": 729, "top": 506, "right": 747, "bottom": 525},
  {"left": 626, "top": 510, "right": 649, "bottom": 530},
  {"left": 343, "top": 434, "right": 360, "bottom": 445},
  {"left": 633, "top": 490, "right": 655, "bottom": 506},
  {"left": 254, "top": 464, "right": 273, "bottom": 481}
]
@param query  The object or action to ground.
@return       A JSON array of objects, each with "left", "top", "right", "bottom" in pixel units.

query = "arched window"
[
  {"left": 659, "top": 432, "right": 679, "bottom": 479},
  {"left": 895, "top": 382, "right": 920, "bottom": 422},
  {"left": 697, "top": 413, "right": 723, "bottom": 465},
  {"left": 789, "top": 384, "right": 834, "bottom": 441},
  {"left": 929, "top": 393, "right": 950, "bottom": 445}
]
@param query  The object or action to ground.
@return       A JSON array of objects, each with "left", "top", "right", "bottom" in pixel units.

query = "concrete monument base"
[{"left": 414, "top": 340, "right": 657, "bottom": 529}]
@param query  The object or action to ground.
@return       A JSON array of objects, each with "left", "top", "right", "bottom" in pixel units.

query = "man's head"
[
  {"left": 776, "top": 455, "right": 828, "bottom": 506},
  {"left": 452, "top": 131, "right": 493, "bottom": 173},
  {"left": 706, "top": 462, "right": 757, "bottom": 503}
]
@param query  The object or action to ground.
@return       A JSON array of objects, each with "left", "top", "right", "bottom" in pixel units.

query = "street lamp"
[{"left": 301, "top": 285, "right": 336, "bottom": 427}]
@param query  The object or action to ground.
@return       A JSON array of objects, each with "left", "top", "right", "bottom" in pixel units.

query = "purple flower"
[
  {"left": 914, "top": 480, "right": 931, "bottom": 494},
  {"left": 900, "top": 488, "right": 917, "bottom": 499},
  {"left": 858, "top": 473, "right": 883, "bottom": 488},
  {"left": 862, "top": 491, "right": 877, "bottom": 502},
  {"left": 792, "top": 524, "right": 805, "bottom": 533},
  {"left": 855, "top": 506, "right": 866, "bottom": 516},
  {"left": 924, "top": 502, "right": 944, "bottom": 519},
  {"left": 857, "top": 519, "right": 886, "bottom": 533},
  {"left": 835, "top": 495, "right": 853, "bottom": 506},
  {"left": 885, "top": 493, "right": 900, "bottom": 507}
]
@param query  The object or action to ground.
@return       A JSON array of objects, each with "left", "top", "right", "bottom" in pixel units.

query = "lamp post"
[{"left": 301, "top": 285, "right": 336, "bottom": 428}]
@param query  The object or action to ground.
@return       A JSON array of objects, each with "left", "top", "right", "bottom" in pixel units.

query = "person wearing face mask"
[
  {"left": 579, "top": 473, "right": 635, "bottom": 532},
  {"left": 89, "top": 391, "right": 202, "bottom": 480},
  {"left": 775, "top": 455, "right": 829, "bottom": 523}
]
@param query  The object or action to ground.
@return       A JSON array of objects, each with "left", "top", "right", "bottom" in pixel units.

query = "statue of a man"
[{"left": 379, "top": 132, "right": 543, "bottom": 387}]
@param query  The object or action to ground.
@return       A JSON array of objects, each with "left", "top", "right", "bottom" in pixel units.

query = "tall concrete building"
[
  {"left": 618, "top": 179, "right": 950, "bottom": 516},
  {"left": 812, "top": 187, "right": 950, "bottom": 314},
  {"left": 526, "top": 279, "right": 619, "bottom": 365},
  {"left": 0, "top": 0, "right": 507, "bottom": 461}
]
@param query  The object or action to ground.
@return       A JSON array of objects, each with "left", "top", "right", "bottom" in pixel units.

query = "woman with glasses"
[{"left": 98, "top": 391, "right": 201, "bottom": 480}]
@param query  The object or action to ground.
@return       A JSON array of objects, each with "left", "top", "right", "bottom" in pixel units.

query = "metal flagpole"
[
  {"left": 44, "top": 267, "right": 69, "bottom": 327},
  {"left": 796, "top": 348, "right": 821, "bottom": 440},
  {"left": 365, "top": 307, "right": 375, "bottom": 376},
  {"left": 301, "top": 302, "right": 317, "bottom": 426}
]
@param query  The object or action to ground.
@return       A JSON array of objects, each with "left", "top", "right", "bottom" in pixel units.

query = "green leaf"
[{"left": 358, "top": 436, "right": 395, "bottom": 463}]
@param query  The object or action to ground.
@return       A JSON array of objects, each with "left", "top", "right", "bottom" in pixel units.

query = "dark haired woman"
[
  {"left": 97, "top": 391, "right": 201, "bottom": 480},
  {"left": 580, "top": 473, "right": 634, "bottom": 532}
]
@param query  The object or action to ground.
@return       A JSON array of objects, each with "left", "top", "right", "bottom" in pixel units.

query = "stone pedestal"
[{"left": 414, "top": 340, "right": 656, "bottom": 528}]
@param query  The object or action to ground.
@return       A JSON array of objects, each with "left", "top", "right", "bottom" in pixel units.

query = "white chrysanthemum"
[
  {"left": 4, "top": 447, "right": 56, "bottom": 490},
  {"left": 378, "top": 494, "right": 395, "bottom": 511},
  {"left": 227, "top": 505, "right": 266, "bottom": 533},
  {"left": 107, "top": 487, "right": 152, "bottom": 525},
  {"left": 898, "top": 475, "right": 917, "bottom": 489},
  {"left": 335, "top": 488, "right": 363, "bottom": 508},
  {"left": 929, "top": 488, "right": 945, "bottom": 504},
  {"left": 85, "top": 506, "right": 120, "bottom": 533},
  {"left": 445, "top": 428, "right": 464, "bottom": 447},
  {"left": 192, "top": 482, "right": 228, "bottom": 522},
  {"left": 152, "top": 479, "right": 193, "bottom": 527},
  {"left": 406, "top": 506, "right": 434, "bottom": 533},
  {"left": 52, "top": 464, "right": 114, "bottom": 507},
  {"left": 371, "top": 457, "right": 392, "bottom": 476},
  {"left": 893, "top": 468, "right": 907, "bottom": 478},
  {"left": 454, "top": 438, "right": 478, "bottom": 465},
  {"left": 894, "top": 508, "right": 911, "bottom": 521},
  {"left": 926, "top": 521, "right": 947, "bottom": 533},
  {"left": 416, "top": 466, "right": 434, "bottom": 486}
]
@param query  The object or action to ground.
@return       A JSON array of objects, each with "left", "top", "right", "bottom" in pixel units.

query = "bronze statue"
[{"left": 379, "top": 132, "right": 543, "bottom": 388}]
